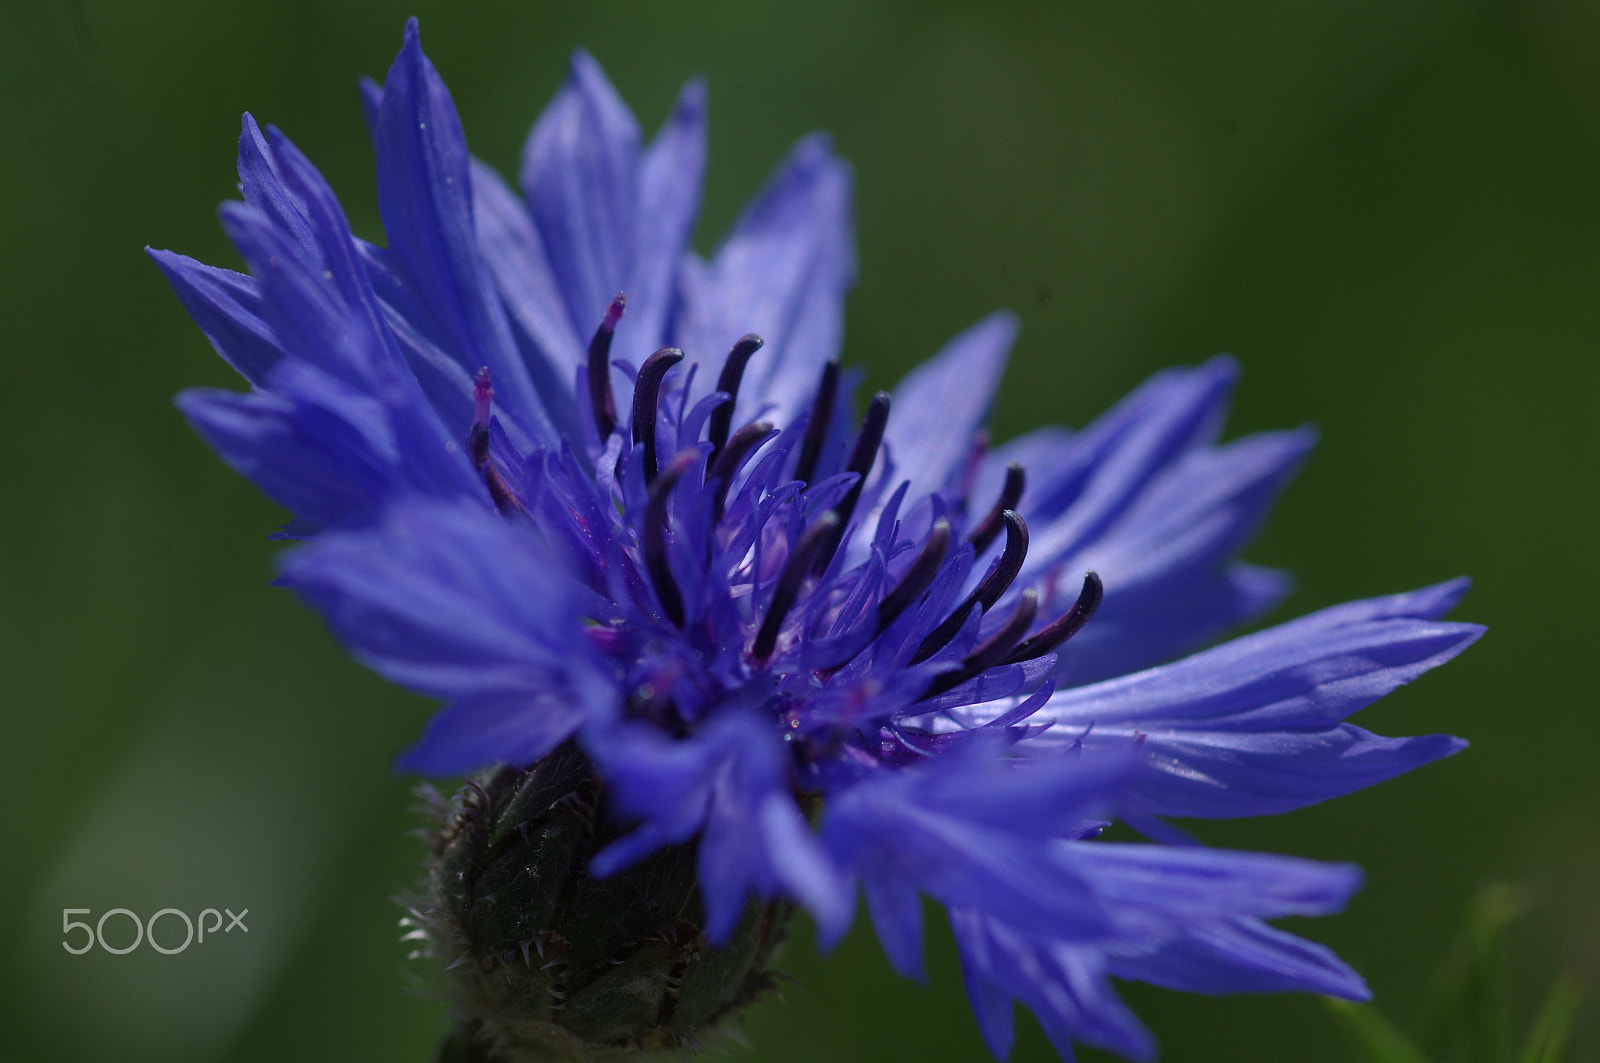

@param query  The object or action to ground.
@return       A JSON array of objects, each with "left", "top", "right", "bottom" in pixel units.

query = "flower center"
[{"left": 471, "top": 300, "right": 1105, "bottom": 764}]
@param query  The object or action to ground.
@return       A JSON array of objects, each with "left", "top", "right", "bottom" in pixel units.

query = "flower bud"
[{"left": 411, "top": 742, "right": 794, "bottom": 1062}]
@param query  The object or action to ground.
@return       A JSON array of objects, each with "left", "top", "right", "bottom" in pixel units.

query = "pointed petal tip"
[
  {"left": 357, "top": 77, "right": 384, "bottom": 137},
  {"left": 1125, "top": 1036, "right": 1159, "bottom": 1063},
  {"left": 566, "top": 48, "right": 615, "bottom": 91},
  {"left": 990, "top": 306, "right": 1021, "bottom": 330},
  {"left": 391, "top": 735, "right": 495, "bottom": 779},
  {"left": 701, "top": 896, "right": 745, "bottom": 947},
  {"left": 214, "top": 199, "right": 260, "bottom": 242},
  {"left": 1320, "top": 965, "right": 1375, "bottom": 1002},
  {"left": 1202, "top": 351, "right": 1242, "bottom": 378},
  {"left": 1285, "top": 421, "right": 1320, "bottom": 450},
  {"left": 1427, "top": 575, "right": 1473, "bottom": 614},
  {"left": 784, "top": 131, "right": 848, "bottom": 181},
  {"left": 587, "top": 845, "right": 630, "bottom": 880},
  {"left": 171, "top": 385, "right": 210, "bottom": 414},
  {"left": 1239, "top": 561, "right": 1294, "bottom": 596},
  {"left": 812, "top": 907, "right": 853, "bottom": 955},
  {"left": 391, "top": 743, "right": 428, "bottom": 776},
  {"left": 795, "top": 128, "right": 835, "bottom": 155},
  {"left": 973, "top": 308, "right": 1021, "bottom": 348},
  {"left": 392, "top": 17, "right": 430, "bottom": 80},
  {"left": 803, "top": 888, "right": 858, "bottom": 955},
  {"left": 1329, "top": 860, "right": 1367, "bottom": 902},
  {"left": 263, "top": 123, "right": 292, "bottom": 153},
  {"left": 676, "top": 74, "right": 708, "bottom": 114}
]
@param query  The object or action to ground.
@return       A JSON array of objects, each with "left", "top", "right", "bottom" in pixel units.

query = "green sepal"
[{"left": 413, "top": 742, "right": 795, "bottom": 1062}]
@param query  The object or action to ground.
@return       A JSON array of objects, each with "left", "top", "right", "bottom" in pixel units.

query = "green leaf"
[
  {"left": 1322, "top": 998, "right": 1432, "bottom": 1063},
  {"left": 1516, "top": 974, "right": 1584, "bottom": 1063},
  {"left": 1416, "top": 883, "right": 1530, "bottom": 1063}
]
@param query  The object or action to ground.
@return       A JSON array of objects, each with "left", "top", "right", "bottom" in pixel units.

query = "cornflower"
[{"left": 154, "top": 21, "right": 1480, "bottom": 1061}]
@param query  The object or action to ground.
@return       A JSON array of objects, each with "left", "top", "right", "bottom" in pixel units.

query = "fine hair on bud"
[{"left": 409, "top": 743, "right": 794, "bottom": 1063}]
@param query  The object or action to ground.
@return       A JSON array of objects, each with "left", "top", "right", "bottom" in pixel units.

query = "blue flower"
[{"left": 155, "top": 20, "right": 1481, "bottom": 1061}]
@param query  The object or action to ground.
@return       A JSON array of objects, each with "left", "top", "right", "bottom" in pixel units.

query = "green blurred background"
[{"left": 2, "top": 1, "right": 1596, "bottom": 1060}]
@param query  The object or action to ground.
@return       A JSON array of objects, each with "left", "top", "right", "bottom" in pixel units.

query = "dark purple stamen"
[
  {"left": 818, "top": 516, "right": 954, "bottom": 680},
  {"left": 632, "top": 347, "right": 685, "bottom": 484},
  {"left": 752, "top": 511, "right": 841, "bottom": 662},
  {"left": 706, "top": 334, "right": 764, "bottom": 461},
  {"left": 468, "top": 367, "right": 494, "bottom": 468},
  {"left": 922, "top": 588, "right": 1039, "bottom": 698},
  {"left": 467, "top": 367, "right": 522, "bottom": 515},
  {"left": 909, "top": 510, "right": 1029, "bottom": 664},
  {"left": 643, "top": 453, "right": 696, "bottom": 628},
  {"left": 845, "top": 392, "right": 892, "bottom": 479},
  {"left": 810, "top": 391, "right": 891, "bottom": 576},
  {"left": 1000, "top": 570, "right": 1102, "bottom": 665},
  {"left": 709, "top": 420, "right": 775, "bottom": 523},
  {"left": 968, "top": 463, "right": 1025, "bottom": 555},
  {"left": 876, "top": 518, "right": 953, "bottom": 634},
  {"left": 793, "top": 360, "right": 840, "bottom": 486},
  {"left": 969, "top": 510, "right": 1029, "bottom": 612},
  {"left": 586, "top": 293, "right": 626, "bottom": 439}
]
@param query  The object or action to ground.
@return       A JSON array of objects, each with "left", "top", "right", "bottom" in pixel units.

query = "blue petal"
[
  {"left": 1024, "top": 356, "right": 1240, "bottom": 576},
  {"left": 587, "top": 713, "right": 852, "bottom": 943},
  {"left": 149, "top": 249, "right": 283, "bottom": 385},
  {"left": 951, "top": 911, "right": 1154, "bottom": 1063},
  {"left": 220, "top": 116, "right": 420, "bottom": 391},
  {"left": 397, "top": 691, "right": 590, "bottom": 775},
  {"left": 175, "top": 169, "right": 477, "bottom": 528},
  {"left": 1060, "top": 584, "right": 1482, "bottom": 727},
  {"left": 355, "top": 239, "right": 483, "bottom": 443},
  {"left": 885, "top": 312, "right": 1018, "bottom": 497},
  {"left": 358, "top": 76, "right": 382, "bottom": 139},
  {"left": 947, "top": 842, "right": 1360, "bottom": 1060},
  {"left": 964, "top": 357, "right": 1316, "bottom": 684},
  {"left": 1126, "top": 724, "right": 1467, "bottom": 820},
  {"left": 947, "top": 838, "right": 1363, "bottom": 1063},
  {"left": 278, "top": 498, "right": 608, "bottom": 712},
  {"left": 1031, "top": 426, "right": 1313, "bottom": 680},
  {"left": 177, "top": 374, "right": 396, "bottom": 529},
  {"left": 1059, "top": 562, "right": 1292, "bottom": 686},
  {"left": 1018, "top": 583, "right": 1481, "bottom": 817},
  {"left": 861, "top": 865, "right": 927, "bottom": 981},
  {"left": 1079, "top": 427, "right": 1316, "bottom": 591},
  {"left": 1107, "top": 917, "right": 1370, "bottom": 1000},
  {"left": 264, "top": 127, "right": 411, "bottom": 376},
  {"left": 471, "top": 157, "right": 583, "bottom": 437},
  {"left": 627, "top": 77, "right": 708, "bottom": 358},
  {"left": 1067, "top": 842, "right": 1363, "bottom": 923},
  {"left": 969, "top": 425, "right": 1076, "bottom": 530},
  {"left": 235, "top": 113, "right": 317, "bottom": 260},
  {"left": 375, "top": 20, "right": 551, "bottom": 447},
  {"left": 218, "top": 201, "right": 391, "bottom": 386},
  {"left": 954, "top": 929, "right": 1018, "bottom": 1060},
  {"left": 822, "top": 746, "right": 1132, "bottom": 965},
  {"left": 520, "top": 49, "right": 641, "bottom": 345},
  {"left": 676, "top": 134, "right": 854, "bottom": 430}
]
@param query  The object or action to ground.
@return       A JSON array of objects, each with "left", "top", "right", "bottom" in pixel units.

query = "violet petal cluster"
[{"left": 155, "top": 21, "right": 1479, "bottom": 1061}]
